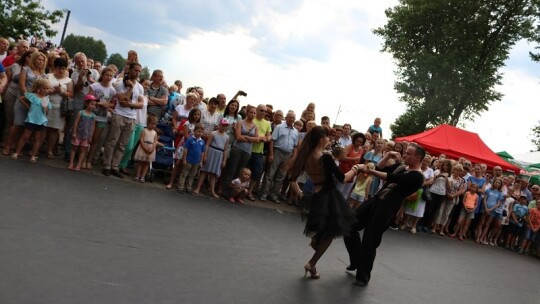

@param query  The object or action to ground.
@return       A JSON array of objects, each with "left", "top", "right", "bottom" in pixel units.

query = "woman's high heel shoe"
[{"left": 304, "top": 263, "right": 320, "bottom": 279}]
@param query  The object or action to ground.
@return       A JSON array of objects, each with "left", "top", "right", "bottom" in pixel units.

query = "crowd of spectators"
[{"left": 0, "top": 38, "right": 538, "bottom": 260}]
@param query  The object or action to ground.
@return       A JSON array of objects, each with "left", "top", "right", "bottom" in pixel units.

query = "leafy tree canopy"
[
  {"left": 375, "top": 0, "right": 540, "bottom": 137},
  {"left": 0, "top": 0, "right": 64, "bottom": 40},
  {"left": 532, "top": 122, "right": 540, "bottom": 151},
  {"left": 62, "top": 34, "right": 107, "bottom": 63},
  {"left": 106, "top": 53, "right": 126, "bottom": 71}
]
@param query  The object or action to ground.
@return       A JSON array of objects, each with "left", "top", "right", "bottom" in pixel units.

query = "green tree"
[
  {"left": 532, "top": 121, "right": 540, "bottom": 151},
  {"left": 140, "top": 66, "right": 151, "bottom": 80},
  {"left": 0, "top": 0, "right": 64, "bottom": 40},
  {"left": 106, "top": 53, "right": 126, "bottom": 70},
  {"left": 62, "top": 34, "right": 107, "bottom": 63},
  {"left": 375, "top": 0, "right": 540, "bottom": 137}
]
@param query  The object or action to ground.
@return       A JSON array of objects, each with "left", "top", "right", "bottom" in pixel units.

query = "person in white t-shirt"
[{"left": 102, "top": 62, "right": 145, "bottom": 178}]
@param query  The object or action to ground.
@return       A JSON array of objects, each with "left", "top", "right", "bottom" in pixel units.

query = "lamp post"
[{"left": 59, "top": 9, "right": 71, "bottom": 47}]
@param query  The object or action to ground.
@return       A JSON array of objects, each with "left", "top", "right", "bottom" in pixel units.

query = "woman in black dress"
[{"left": 288, "top": 126, "right": 359, "bottom": 279}]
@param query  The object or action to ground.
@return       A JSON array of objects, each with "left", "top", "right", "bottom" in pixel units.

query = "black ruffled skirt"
[{"left": 302, "top": 188, "right": 356, "bottom": 239}]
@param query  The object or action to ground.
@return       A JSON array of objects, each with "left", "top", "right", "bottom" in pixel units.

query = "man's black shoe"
[
  {"left": 353, "top": 279, "right": 369, "bottom": 287},
  {"left": 110, "top": 169, "right": 124, "bottom": 179},
  {"left": 354, "top": 273, "right": 370, "bottom": 286},
  {"left": 346, "top": 265, "right": 357, "bottom": 271},
  {"left": 102, "top": 168, "right": 111, "bottom": 176}
]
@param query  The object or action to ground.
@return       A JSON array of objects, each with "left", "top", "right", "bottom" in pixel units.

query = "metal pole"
[
  {"left": 334, "top": 104, "right": 342, "bottom": 126},
  {"left": 59, "top": 10, "right": 71, "bottom": 46}
]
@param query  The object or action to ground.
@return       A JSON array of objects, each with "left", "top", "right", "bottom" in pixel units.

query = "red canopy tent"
[{"left": 395, "top": 124, "right": 521, "bottom": 174}]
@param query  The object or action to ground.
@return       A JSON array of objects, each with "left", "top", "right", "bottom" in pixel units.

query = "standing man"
[
  {"left": 65, "top": 52, "right": 100, "bottom": 159},
  {"left": 339, "top": 123, "right": 352, "bottom": 147},
  {"left": 201, "top": 97, "right": 220, "bottom": 140},
  {"left": 344, "top": 144, "right": 425, "bottom": 286},
  {"left": 0, "top": 38, "right": 9, "bottom": 63},
  {"left": 2, "top": 40, "right": 29, "bottom": 68},
  {"left": 260, "top": 111, "right": 298, "bottom": 203},
  {"left": 271, "top": 110, "right": 284, "bottom": 130},
  {"left": 102, "top": 63, "right": 145, "bottom": 178},
  {"left": 246, "top": 104, "right": 271, "bottom": 201},
  {"left": 216, "top": 93, "right": 227, "bottom": 114},
  {"left": 146, "top": 69, "right": 168, "bottom": 119}
]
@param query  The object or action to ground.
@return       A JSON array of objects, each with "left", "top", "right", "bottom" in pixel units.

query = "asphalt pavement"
[{"left": 0, "top": 156, "right": 538, "bottom": 304}]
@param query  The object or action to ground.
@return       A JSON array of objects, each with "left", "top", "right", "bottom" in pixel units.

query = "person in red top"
[
  {"left": 1, "top": 40, "right": 29, "bottom": 68},
  {"left": 519, "top": 199, "right": 540, "bottom": 255}
]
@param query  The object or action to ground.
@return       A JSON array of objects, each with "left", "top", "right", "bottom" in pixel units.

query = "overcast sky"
[{"left": 43, "top": 0, "right": 540, "bottom": 156}]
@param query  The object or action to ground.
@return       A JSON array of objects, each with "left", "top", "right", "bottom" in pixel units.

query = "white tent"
[{"left": 513, "top": 151, "right": 540, "bottom": 165}]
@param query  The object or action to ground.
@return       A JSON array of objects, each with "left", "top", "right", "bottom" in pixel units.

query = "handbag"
[
  {"left": 60, "top": 97, "right": 68, "bottom": 118},
  {"left": 421, "top": 186, "right": 432, "bottom": 201}
]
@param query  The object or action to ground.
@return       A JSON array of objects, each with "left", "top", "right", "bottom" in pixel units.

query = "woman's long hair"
[
  {"left": 224, "top": 99, "right": 239, "bottom": 119},
  {"left": 288, "top": 126, "right": 328, "bottom": 179}
]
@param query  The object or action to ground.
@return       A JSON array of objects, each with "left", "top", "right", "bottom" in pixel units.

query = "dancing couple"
[{"left": 288, "top": 126, "right": 425, "bottom": 286}]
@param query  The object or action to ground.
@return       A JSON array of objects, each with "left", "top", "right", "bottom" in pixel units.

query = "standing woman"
[
  {"left": 402, "top": 155, "right": 435, "bottom": 233},
  {"left": 5, "top": 52, "right": 47, "bottom": 152},
  {"left": 2, "top": 50, "right": 36, "bottom": 155},
  {"left": 436, "top": 163, "right": 466, "bottom": 235},
  {"left": 45, "top": 58, "right": 73, "bottom": 159},
  {"left": 86, "top": 67, "right": 118, "bottom": 169},
  {"left": 220, "top": 105, "right": 258, "bottom": 194},
  {"left": 424, "top": 159, "right": 452, "bottom": 234},
  {"left": 221, "top": 99, "right": 241, "bottom": 156},
  {"left": 172, "top": 92, "right": 198, "bottom": 129},
  {"left": 337, "top": 132, "right": 366, "bottom": 199},
  {"left": 288, "top": 126, "right": 357, "bottom": 279}
]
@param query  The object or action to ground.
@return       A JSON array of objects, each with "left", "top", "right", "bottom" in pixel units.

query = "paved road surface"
[{"left": 0, "top": 157, "right": 538, "bottom": 304}]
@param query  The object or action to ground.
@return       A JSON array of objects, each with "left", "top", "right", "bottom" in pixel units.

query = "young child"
[
  {"left": 506, "top": 195, "right": 529, "bottom": 251},
  {"left": 69, "top": 95, "right": 97, "bottom": 170},
  {"left": 349, "top": 162, "right": 375, "bottom": 210},
  {"left": 133, "top": 115, "right": 163, "bottom": 183},
  {"left": 477, "top": 178, "right": 505, "bottom": 244},
  {"left": 193, "top": 118, "right": 230, "bottom": 197},
  {"left": 166, "top": 108, "right": 202, "bottom": 190},
  {"left": 228, "top": 168, "right": 251, "bottom": 203},
  {"left": 293, "top": 120, "right": 304, "bottom": 133},
  {"left": 12, "top": 79, "right": 53, "bottom": 163},
  {"left": 177, "top": 123, "right": 206, "bottom": 194},
  {"left": 451, "top": 183, "right": 479, "bottom": 241},
  {"left": 367, "top": 117, "right": 383, "bottom": 138}
]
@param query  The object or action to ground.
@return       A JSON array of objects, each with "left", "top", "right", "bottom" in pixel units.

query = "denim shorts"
[
  {"left": 350, "top": 192, "right": 365, "bottom": 202},
  {"left": 521, "top": 227, "right": 539, "bottom": 240},
  {"left": 490, "top": 210, "right": 502, "bottom": 220}
]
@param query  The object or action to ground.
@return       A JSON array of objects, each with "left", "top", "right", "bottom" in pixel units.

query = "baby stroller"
[{"left": 147, "top": 123, "right": 175, "bottom": 182}]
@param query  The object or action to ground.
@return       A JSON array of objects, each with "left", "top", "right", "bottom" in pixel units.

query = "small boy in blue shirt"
[{"left": 177, "top": 124, "right": 205, "bottom": 193}]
